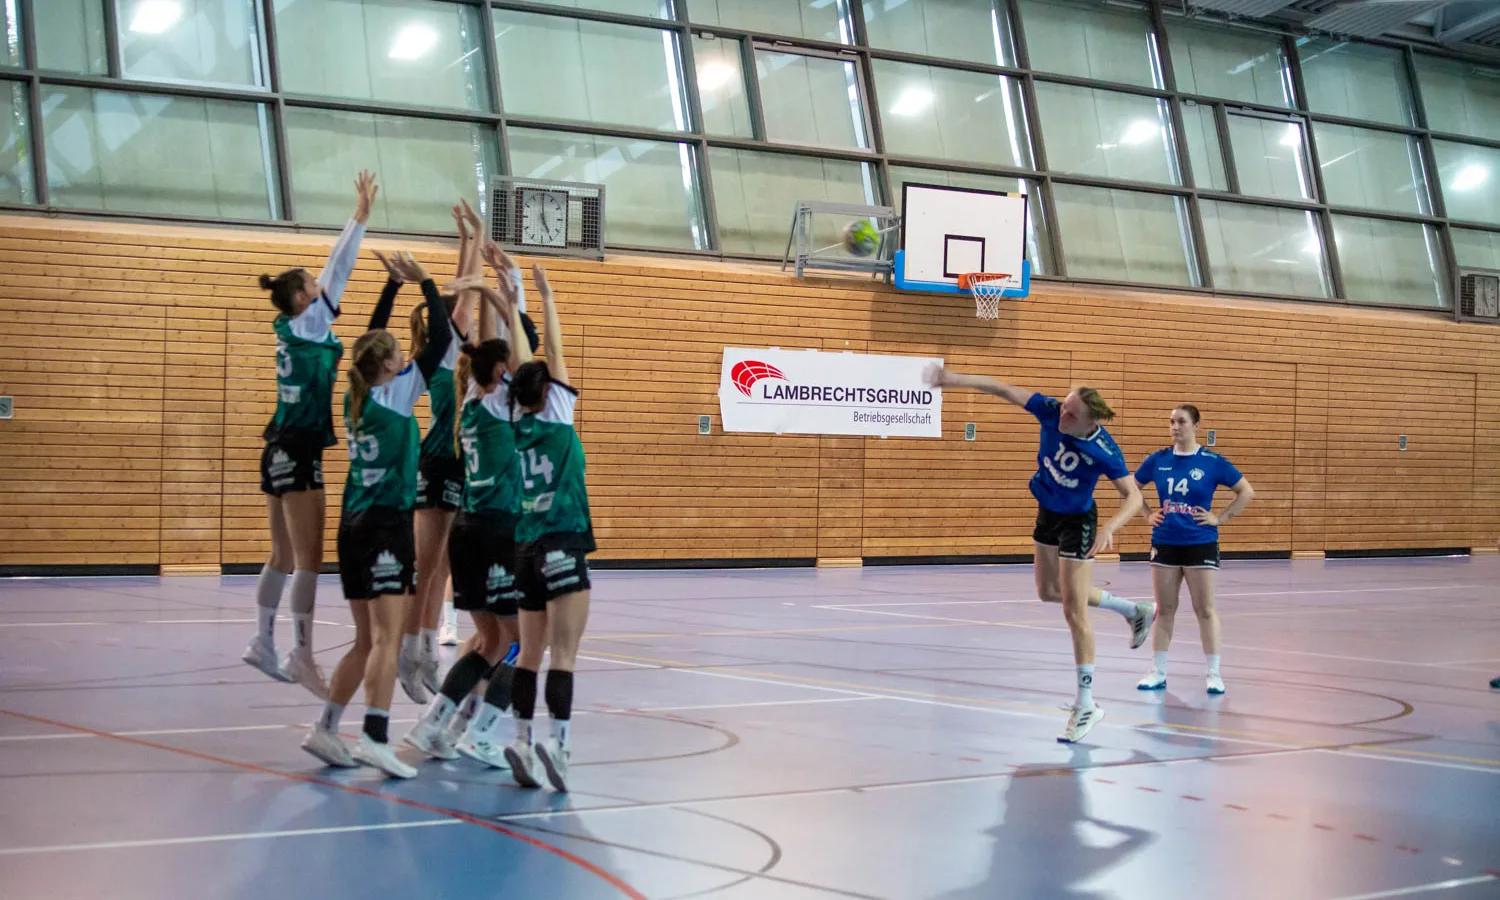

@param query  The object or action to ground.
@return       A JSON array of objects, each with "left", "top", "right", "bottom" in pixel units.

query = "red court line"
[{"left": 0, "top": 708, "right": 646, "bottom": 900}]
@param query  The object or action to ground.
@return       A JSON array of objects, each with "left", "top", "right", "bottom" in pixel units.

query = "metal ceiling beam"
[
  {"left": 1304, "top": 2, "right": 1448, "bottom": 39},
  {"left": 1433, "top": 1, "right": 1500, "bottom": 43},
  {"left": 1188, "top": 0, "right": 1301, "bottom": 16}
]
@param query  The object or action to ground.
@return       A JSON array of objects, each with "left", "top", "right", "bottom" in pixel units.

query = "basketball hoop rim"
[{"left": 958, "top": 272, "right": 1012, "bottom": 290}]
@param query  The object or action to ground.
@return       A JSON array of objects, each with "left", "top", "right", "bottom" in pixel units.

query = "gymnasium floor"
[{"left": 0, "top": 558, "right": 1496, "bottom": 900}]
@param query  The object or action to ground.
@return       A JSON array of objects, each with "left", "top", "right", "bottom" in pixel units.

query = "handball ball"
[{"left": 843, "top": 220, "right": 879, "bottom": 257}]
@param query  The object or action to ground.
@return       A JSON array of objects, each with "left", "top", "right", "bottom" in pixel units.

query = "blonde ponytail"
[{"left": 348, "top": 330, "right": 399, "bottom": 427}]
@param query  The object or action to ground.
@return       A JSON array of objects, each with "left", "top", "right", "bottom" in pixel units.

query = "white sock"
[
  {"left": 255, "top": 565, "right": 287, "bottom": 642},
  {"left": 425, "top": 694, "right": 457, "bottom": 729},
  {"left": 1076, "top": 665, "right": 1095, "bottom": 709},
  {"left": 513, "top": 714, "right": 533, "bottom": 745},
  {"left": 1206, "top": 654, "right": 1221, "bottom": 675},
  {"left": 318, "top": 701, "right": 344, "bottom": 732},
  {"left": 1153, "top": 651, "right": 1169, "bottom": 673},
  {"left": 400, "top": 633, "right": 419, "bottom": 660},
  {"left": 420, "top": 629, "right": 437, "bottom": 660},
  {"left": 552, "top": 718, "right": 570, "bottom": 748},
  {"left": 469, "top": 702, "right": 506, "bottom": 738},
  {"left": 289, "top": 569, "right": 318, "bottom": 649},
  {"left": 1097, "top": 592, "right": 1135, "bottom": 616}
]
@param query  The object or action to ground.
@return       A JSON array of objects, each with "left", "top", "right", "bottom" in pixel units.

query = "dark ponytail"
[
  {"left": 260, "top": 268, "right": 308, "bottom": 316},
  {"left": 1175, "top": 403, "right": 1201, "bottom": 425},
  {"left": 509, "top": 360, "right": 552, "bottom": 417},
  {"left": 456, "top": 339, "right": 510, "bottom": 446}
]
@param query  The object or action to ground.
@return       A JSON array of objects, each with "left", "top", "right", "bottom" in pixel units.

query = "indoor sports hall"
[{"left": 1, "top": 2, "right": 1498, "bottom": 899}]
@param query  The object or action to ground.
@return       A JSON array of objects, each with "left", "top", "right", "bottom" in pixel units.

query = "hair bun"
[
  {"left": 460, "top": 342, "right": 479, "bottom": 357},
  {"left": 258, "top": 274, "right": 275, "bottom": 290}
]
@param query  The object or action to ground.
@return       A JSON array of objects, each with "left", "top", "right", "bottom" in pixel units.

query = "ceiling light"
[
  {"left": 1452, "top": 164, "right": 1489, "bottom": 192},
  {"left": 1120, "top": 120, "right": 1158, "bottom": 145},
  {"left": 697, "top": 61, "right": 736, "bottom": 92},
  {"left": 890, "top": 87, "right": 934, "bottom": 117},
  {"left": 129, "top": 0, "right": 182, "bottom": 35},
  {"left": 388, "top": 23, "right": 439, "bottom": 61}
]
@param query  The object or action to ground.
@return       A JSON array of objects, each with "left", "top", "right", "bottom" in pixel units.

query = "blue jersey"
[
  {"left": 1134, "top": 447, "right": 1243, "bottom": 546},
  {"left": 1025, "top": 394, "right": 1130, "bottom": 515}
]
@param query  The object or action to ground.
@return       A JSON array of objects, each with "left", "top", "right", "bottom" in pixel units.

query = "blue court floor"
[{"left": 1, "top": 558, "right": 1497, "bottom": 900}]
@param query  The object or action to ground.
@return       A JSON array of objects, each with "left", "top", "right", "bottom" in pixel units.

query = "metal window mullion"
[
  {"left": 17, "top": 0, "right": 46, "bottom": 205},
  {"left": 1006, "top": 0, "right": 1065, "bottom": 276},
  {"left": 479, "top": 1, "right": 510, "bottom": 174},
  {"left": 259, "top": 0, "right": 294, "bottom": 221},
  {"left": 1283, "top": 29, "right": 1344, "bottom": 301},
  {"left": 103, "top": 0, "right": 122, "bottom": 78},
  {"left": 1152, "top": 3, "right": 1209, "bottom": 287},
  {"left": 1403, "top": 42, "right": 1456, "bottom": 308},
  {"left": 739, "top": 37, "right": 768, "bottom": 142},
  {"left": 1214, "top": 103, "right": 1240, "bottom": 195},
  {"left": 674, "top": 10, "right": 718, "bottom": 252},
  {"left": 493, "top": 0, "right": 669, "bottom": 31}
]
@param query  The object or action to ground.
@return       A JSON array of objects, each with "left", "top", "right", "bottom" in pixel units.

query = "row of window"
[{"left": 2, "top": 0, "right": 1500, "bottom": 311}]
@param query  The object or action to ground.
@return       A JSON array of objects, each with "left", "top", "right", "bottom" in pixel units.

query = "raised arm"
[
  {"left": 367, "top": 250, "right": 404, "bottom": 331},
  {"left": 413, "top": 273, "right": 454, "bottom": 385},
  {"left": 533, "top": 265, "right": 568, "bottom": 386},
  {"left": 449, "top": 201, "right": 483, "bottom": 340},
  {"left": 318, "top": 170, "right": 378, "bottom": 310},
  {"left": 925, "top": 365, "right": 1030, "bottom": 407}
]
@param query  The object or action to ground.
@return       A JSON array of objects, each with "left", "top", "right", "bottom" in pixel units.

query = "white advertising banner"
[{"left": 718, "top": 348, "right": 943, "bottom": 438}]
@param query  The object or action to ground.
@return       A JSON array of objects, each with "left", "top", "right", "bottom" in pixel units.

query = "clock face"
[{"left": 520, "top": 189, "right": 568, "bottom": 248}]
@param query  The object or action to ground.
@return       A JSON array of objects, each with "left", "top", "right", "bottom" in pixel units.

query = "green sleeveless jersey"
[
  {"left": 420, "top": 339, "right": 461, "bottom": 460},
  {"left": 513, "top": 382, "right": 594, "bottom": 550},
  {"left": 265, "top": 306, "right": 343, "bottom": 447},
  {"left": 458, "top": 381, "right": 522, "bottom": 519},
  {"left": 342, "top": 365, "right": 428, "bottom": 514}
]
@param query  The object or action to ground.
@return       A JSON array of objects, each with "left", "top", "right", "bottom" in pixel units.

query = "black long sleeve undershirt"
[
  {"left": 414, "top": 279, "right": 453, "bottom": 384},
  {"left": 367, "top": 278, "right": 401, "bottom": 331}
]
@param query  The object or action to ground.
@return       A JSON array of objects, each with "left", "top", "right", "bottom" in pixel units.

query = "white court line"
[
  {"left": 622, "top": 696, "right": 882, "bottom": 713},
  {"left": 1318, "top": 749, "right": 1500, "bottom": 776},
  {"left": 0, "top": 719, "right": 419, "bottom": 743},
  {"left": 815, "top": 599, "right": 1039, "bottom": 610},
  {"left": 0, "top": 819, "right": 459, "bottom": 856},
  {"left": 578, "top": 654, "right": 663, "bottom": 669},
  {"left": 0, "top": 618, "right": 343, "bottom": 629},
  {"left": 1321, "top": 874, "right": 1497, "bottom": 900}
]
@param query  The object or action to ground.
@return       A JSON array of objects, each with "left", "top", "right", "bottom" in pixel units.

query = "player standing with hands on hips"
[{"left": 926, "top": 366, "right": 1152, "bottom": 743}]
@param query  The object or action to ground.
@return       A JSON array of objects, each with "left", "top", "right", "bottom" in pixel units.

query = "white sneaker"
[
  {"left": 455, "top": 730, "right": 510, "bottom": 770},
  {"left": 1137, "top": 669, "right": 1167, "bottom": 691},
  {"left": 397, "top": 650, "right": 431, "bottom": 705},
  {"left": 419, "top": 655, "right": 440, "bottom": 696},
  {"left": 282, "top": 647, "right": 329, "bottom": 700},
  {"left": 504, "top": 740, "right": 543, "bottom": 788},
  {"left": 351, "top": 734, "right": 417, "bottom": 778},
  {"left": 301, "top": 726, "right": 357, "bottom": 768},
  {"left": 242, "top": 636, "right": 293, "bottom": 683},
  {"left": 1058, "top": 704, "right": 1105, "bottom": 744},
  {"left": 1127, "top": 602, "right": 1157, "bottom": 650},
  {"left": 439, "top": 605, "right": 459, "bottom": 646},
  {"left": 1206, "top": 672, "right": 1226, "bottom": 695},
  {"left": 535, "top": 738, "right": 570, "bottom": 792},
  {"left": 403, "top": 718, "right": 459, "bottom": 761}
]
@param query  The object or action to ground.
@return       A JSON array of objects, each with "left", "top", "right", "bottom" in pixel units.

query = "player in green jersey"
[
  {"left": 404, "top": 255, "right": 535, "bottom": 765},
  {"left": 395, "top": 202, "right": 481, "bottom": 705},
  {"left": 500, "top": 266, "right": 595, "bottom": 792},
  {"left": 299, "top": 251, "right": 453, "bottom": 778},
  {"left": 245, "top": 170, "right": 377, "bottom": 701}
]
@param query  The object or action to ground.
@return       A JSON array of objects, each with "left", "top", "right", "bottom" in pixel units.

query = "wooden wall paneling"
[
  {"left": 160, "top": 306, "right": 228, "bottom": 568},
  {"left": 1475, "top": 378, "right": 1500, "bottom": 551},
  {"left": 1292, "top": 365, "right": 1329, "bottom": 554}
]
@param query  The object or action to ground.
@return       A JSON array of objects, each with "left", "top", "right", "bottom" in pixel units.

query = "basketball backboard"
[{"left": 894, "top": 183, "right": 1030, "bottom": 298}]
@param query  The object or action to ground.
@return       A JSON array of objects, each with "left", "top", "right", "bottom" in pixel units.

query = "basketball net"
[{"left": 959, "top": 273, "right": 1010, "bottom": 320}]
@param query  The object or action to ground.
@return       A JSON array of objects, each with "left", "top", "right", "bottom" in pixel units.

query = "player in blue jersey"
[
  {"left": 927, "top": 367, "right": 1150, "bottom": 743},
  {"left": 1133, "top": 404, "right": 1255, "bottom": 696},
  {"left": 246, "top": 170, "right": 377, "bottom": 700}
]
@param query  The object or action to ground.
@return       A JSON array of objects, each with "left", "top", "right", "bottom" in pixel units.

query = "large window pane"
[
  {"left": 693, "top": 35, "right": 751, "bottom": 138},
  {"left": 1432, "top": 140, "right": 1500, "bottom": 227},
  {"left": 527, "top": 0, "right": 671, "bottom": 18},
  {"left": 1314, "top": 122, "right": 1430, "bottom": 215},
  {"left": 708, "top": 147, "right": 875, "bottom": 255},
  {"left": 508, "top": 128, "right": 705, "bottom": 250},
  {"left": 1166, "top": 18, "right": 1291, "bottom": 107},
  {"left": 285, "top": 108, "right": 494, "bottom": 230},
  {"left": 687, "top": 0, "right": 850, "bottom": 44},
  {"left": 44, "top": 86, "right": 276, "bottom": 219},
  {"left": 1036, "top": 83, "right": 1179, "bottom": 185},
  {"left": 35, "top": 0, "right": 107, "bottom": 74},
  {"left": 2, "top": 2, "right": 20, "bottom": 66},
  {"left": 1200, "top": 200, "right": 1329, "bottom": 297},
  {"left": 1229, "top": 114, "right": 1313, "bottom": 201},
  {"left": 1019, "top": 0, "right": 1161, "bottom": 88},
  {"left": 275, "top": 0, "right": 489, "bottom": 111},
  {"left": 872, "top": 60, "right": 1031, "bottom": 169},
  {"left": 0, "top": 81, "right": 34, "bottom": 203},
  {"left": 861, "top": 0, "right": 1017, "bottom": 67},
  {"left": 494, "top": 10, "right": 685, "bottom": 132},
  {"left": 889, "top": 166, "right": 1050, "bottom": 275},
  {"left": 756, "top": 51, "right": 866, "bottom": 150},
  {"left": 1295, "top": 38, "right": 1414, "bottom": 127},
  {"left": 1331, "top": 215, "right": 1446, "bottom": 307},
  {"left": 1053, "top": 184, "right": 1194, "bottom": 286},
  {"left": 1414, "top": 56, "right": 1500, "bottom": 143},
  {"left": 1181, "top": 103, "right": 1226, "bottom": 191},
  {"left": 119, "top": 0, "right": 263, "bottom": 87},
  {"left": 1453, "top": 227, "right": 1500, "bottom": 271}
]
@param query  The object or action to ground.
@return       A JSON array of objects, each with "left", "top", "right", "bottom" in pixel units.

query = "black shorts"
[
  {"left": 416, "top": 456, "right": 464, "bottom": 511},
  {"left": 1033, "top": 505, "right": 1098, "bottom": 561},
  {"left": 449, "top": 511, "right": 522, "bottom": 617},
  {"left": 1151, "top": 542, "right": 1220, "bottom": 569},
  {"left": 259, "top": 441, "right": 323, "bottom": 496},
  {"left": 515, "top": 541, "right": 592, "bottom": 612},
  {"left": 337, "top": 507, "right": 416, "bottom": 600}
]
